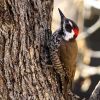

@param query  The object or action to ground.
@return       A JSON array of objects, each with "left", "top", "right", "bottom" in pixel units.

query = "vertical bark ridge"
[{"left": 0, "top": 0, "right": 65, "bottom": 100}]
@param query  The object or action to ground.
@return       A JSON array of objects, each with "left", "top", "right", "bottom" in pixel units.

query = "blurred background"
[{"left": 52, "top": 0, "right": 100, "bottom": 99}]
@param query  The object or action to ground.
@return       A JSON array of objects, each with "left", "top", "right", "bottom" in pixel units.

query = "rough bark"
[{"left": 0, "top": 0, "right": 64, "bottom": 99}]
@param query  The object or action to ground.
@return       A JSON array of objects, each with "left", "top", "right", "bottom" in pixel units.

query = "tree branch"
[
  {"left": 89, "top": 81, "right": 100, "bottom": 100},
  {"left": 77, "top": 17, "right": 100, "bottom": 40}
]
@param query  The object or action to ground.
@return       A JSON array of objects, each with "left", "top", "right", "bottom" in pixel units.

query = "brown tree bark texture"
[{"left": 0, "top": 0, "right": 66, "bottom": 100}]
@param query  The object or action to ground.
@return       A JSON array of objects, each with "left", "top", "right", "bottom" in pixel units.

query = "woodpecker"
[{"left": 48, "top": 8, "right": 79, "bottom": 99}]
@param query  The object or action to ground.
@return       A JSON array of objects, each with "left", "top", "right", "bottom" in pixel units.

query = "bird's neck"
[{"left": 62, "top": 36, "right": 76, "bottom": 43}]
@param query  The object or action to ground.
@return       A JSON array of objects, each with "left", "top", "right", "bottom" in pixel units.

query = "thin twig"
[
  {"left": 77, "top": 17, "right": 100, "bottom": 40},
  {"left": 89, "top": 81, "right": 100, "bottom": 100}
]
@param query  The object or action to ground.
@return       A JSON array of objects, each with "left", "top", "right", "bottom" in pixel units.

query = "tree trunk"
[{"left": 0, "top": 0, "right": 66, "bottom": 99}]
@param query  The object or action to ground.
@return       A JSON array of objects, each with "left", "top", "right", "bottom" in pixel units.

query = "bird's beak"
[
  {"left": 58, "top": 8, "right": 66, "bottom": 20},
  {"left": 58, "top": 8, "right": 66, "bottom": 30}
]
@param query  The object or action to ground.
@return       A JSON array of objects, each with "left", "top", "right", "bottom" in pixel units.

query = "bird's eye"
[{"left": 65, "top": 24, "right": 72, "bottom": 32}]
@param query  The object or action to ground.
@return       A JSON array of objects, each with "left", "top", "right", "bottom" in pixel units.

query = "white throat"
[{"left": 63, "top": 30, "right": 74, "bottom": 41}]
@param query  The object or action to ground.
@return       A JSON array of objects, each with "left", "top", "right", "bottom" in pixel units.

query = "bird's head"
[{"left": 58, "top": 8, "right": 79, "bottom": 41}]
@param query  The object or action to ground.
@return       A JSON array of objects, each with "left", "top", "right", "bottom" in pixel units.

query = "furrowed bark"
[{"left": 0, "top": 0, "right": 65, "bottom": 99}]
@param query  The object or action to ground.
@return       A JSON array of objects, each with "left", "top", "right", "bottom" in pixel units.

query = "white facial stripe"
[
  {"left": 63, "top": 29, "right": 74, "bottom": 41},
  {"left": 69, "top": 21, "right": 73, "bottom": 27},
  {"left": 63, "top": 21, "right": 75, "bottom": 41},
  {"left": 63, "top": 21, "right": 66, "bottom": 30}
]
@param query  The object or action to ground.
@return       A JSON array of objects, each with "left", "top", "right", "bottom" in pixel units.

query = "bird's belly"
[{"left": 59, "top": 41, "right": 78, "bottom": 66}]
